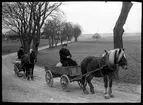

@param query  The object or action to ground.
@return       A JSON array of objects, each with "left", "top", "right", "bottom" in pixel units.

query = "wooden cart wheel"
[
  {"left": 45, "top": 70, "right": 53, "bottom": 87},
  {"left": 60, "top": 75, "right": 70, "bottom": 92},
  {"left": 78, "top": 80, "right": 87, "bottom": 89}
]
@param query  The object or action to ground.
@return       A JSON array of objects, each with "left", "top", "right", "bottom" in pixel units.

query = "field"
[
  {"left": 2, "top": 33, "right": 141, "bottom": 85},
  {"left": 37, "top": 33, "right": 141, "bottom": 85},
  {"left": 2, "top": 39, "right": 49, "bottom": 55}
]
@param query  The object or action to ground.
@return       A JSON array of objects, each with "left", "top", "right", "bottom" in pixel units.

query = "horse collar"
[{"left": 108, "top": 63, "right": 118, "bottom": 71}]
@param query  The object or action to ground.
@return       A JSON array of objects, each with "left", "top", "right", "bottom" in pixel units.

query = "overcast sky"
[
  {"left": 60, "top": 1, "right": 141, "bottom": 34},
  {"left": 2, "top": 2, "right": 141, "bottom": 35}
]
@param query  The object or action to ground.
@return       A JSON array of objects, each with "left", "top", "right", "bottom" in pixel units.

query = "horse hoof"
[
  {"left": 91, "top": 91, "right": 95, "bottom": 94},
  {"left": 83, "top": 90, "right": 89, "bottom": 94},
  {"left": 66, "top": 89, "right": 70, "bottom": 92},
  {"left": 91, "top": 89, "right": 95, "bottom": 94},
  {"left": 109, "top": 93, "right": 114, "bottom": 98},
  {"left": 104, "top": 94, "right": 110, "bottom": 99}
]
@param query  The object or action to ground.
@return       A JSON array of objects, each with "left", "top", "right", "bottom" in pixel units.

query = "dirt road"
[{"left": 2, "top": 47, "right": 141, "bottom": 103}]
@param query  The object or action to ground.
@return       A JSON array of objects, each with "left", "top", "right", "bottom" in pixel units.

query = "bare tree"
[
  {"left": 65, "top": 22, "right": 74, "bottom": 42},
  {"left": 43, "top": 17, "right": 63, "bottom": 47},
  {"left": 2, "top": 2, "right": 63, "bottom": 60},
  {"left": 113, "top": 2, "right": 133, "bottom": 79},
  {"left": 30, "top": 2, "right": 63, "bottom": 59},
  {"left": 73, "top": 24, "right": 82, "bottom": 42},
  {"left": 43, "top": 20, "right": 54, "bottom": 47},
  {"left": 60, "top": 21, "right": 71, "bottom": 44},
  {"left": 53, "top": 17, "right": 64, "bottom": 47},
  {"left": 114, "top": 2, "right": 133, "bottom": 48},
  {"left": 2, "top": 2, "right": 31, "bottom": 53}
]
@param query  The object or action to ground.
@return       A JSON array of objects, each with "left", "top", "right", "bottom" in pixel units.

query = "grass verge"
[{"left": 37, "top": 40, "right": 141, "bottom": 85}]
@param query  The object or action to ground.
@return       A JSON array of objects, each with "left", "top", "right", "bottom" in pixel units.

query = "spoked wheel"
[
  {"left": 45, "top": 70, "right": 53, "bottom": 87},
  {"left": 78, "top": 79, "right": 87, "bottom": 89},
  {"left": 60, "top": 75, "right": 70, "bottom": 92}
]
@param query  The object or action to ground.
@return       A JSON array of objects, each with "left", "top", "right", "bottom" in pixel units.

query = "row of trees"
[
  {"left": 2, "top": 2, "right": 66, "bottom": 60},
  {"left": 2, "top": 2, "right": 82, "bottom": 60},
  {"left": 42, "top": 18, "right": 82, "bottom": 48}
]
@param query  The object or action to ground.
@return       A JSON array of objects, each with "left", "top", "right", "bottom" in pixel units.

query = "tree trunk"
[
  {"left": 32, "top": 39, "right": 39, "bottom": 61},
  {"left": 21, "top": 34, "right": 31, "bottom": 54},
  {"left": 48, "top": 38, "right": 51, "bottom": 48},
  {"left": 61, "top": 39, "right": 63, "bottom": 45},
  {"left": 113, "top": 28, "right": 124, "bottom": 48},
  {"left": 74, "top": 36, "right": 78, "bottom": 42},
  {"left": 55, "top": 39, "right": 58, "bottom": 47},
  {"left": 113, "top": 2, "right": 133, "bottom": 80},
  {"left": 51, "top": 37, "right": 54, "bottom": 47},
  {"left": 67, "top": 36, "right": 70, "bottom": 43},
  {"left": 23, "top": 40, "right": 30, "bottom": 54},
  {"left": 32, "top": 32, "right": 40, "bottom": 62},
  {"left": 19, "top": 33, "right": 24, "bottom": 47}
]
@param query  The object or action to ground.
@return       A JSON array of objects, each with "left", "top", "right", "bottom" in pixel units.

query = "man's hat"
[{"left": 62, "top": 44, "right": 67, "bottom": 47}]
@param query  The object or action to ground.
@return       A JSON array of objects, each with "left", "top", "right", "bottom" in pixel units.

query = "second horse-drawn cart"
[
  {"left": 12, "top": 59, "right": 33, "bottom": 80},
  {"left": 12, "top": 59, "right": 24, "bottom": 77},
  {"left": 44, "top": 64, "right": 87, "bottom": 92}
]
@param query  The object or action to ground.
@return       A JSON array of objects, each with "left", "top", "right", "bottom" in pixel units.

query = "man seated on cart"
[{"left": 59, "top": 44, "right": 78, "bottom": 67}]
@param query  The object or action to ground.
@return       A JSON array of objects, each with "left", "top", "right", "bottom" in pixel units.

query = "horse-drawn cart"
[
  {"left": 12, "top": 58, "right": 34, "bottom": 80},
  {"left": 44, "top": 64, "right": 87, "bottom": 92}
]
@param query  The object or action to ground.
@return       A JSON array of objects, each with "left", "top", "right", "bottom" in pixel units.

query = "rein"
[
  {"left": 74, "top": 52, "right": 122, "bottom": 81},
  {"left": 86, "top": 55, "right": 117, "bottom": 77},
  {"left": 71, "top": 63, "right": 108, "bottom": 81},
  {"left": 86, "top": 63, "right": 107, "bottom": 76}
]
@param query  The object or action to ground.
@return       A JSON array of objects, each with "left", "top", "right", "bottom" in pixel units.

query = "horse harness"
[
  {"left": 86, "top": 56, "right": 118, "bottom": 77},
  {"left": 86, "top": 57, "right": 106, "bottom": 77}
]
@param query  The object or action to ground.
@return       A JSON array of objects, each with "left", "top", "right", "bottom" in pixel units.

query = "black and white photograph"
[{"left": 2, "top": 1, "right": 141, "bottom": 103}]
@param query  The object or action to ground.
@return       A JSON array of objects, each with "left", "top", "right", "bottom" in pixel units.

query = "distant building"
[{"left": 92, "top": 33, "right": 101, "bottom": 39}]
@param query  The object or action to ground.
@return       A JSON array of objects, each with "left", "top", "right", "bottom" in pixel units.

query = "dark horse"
[
  {"left": 21, "top": 50, "right": 36, "bottom": 80},
  {"left": 80, "top": 48, "right": 128, "bottom": 99}
]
